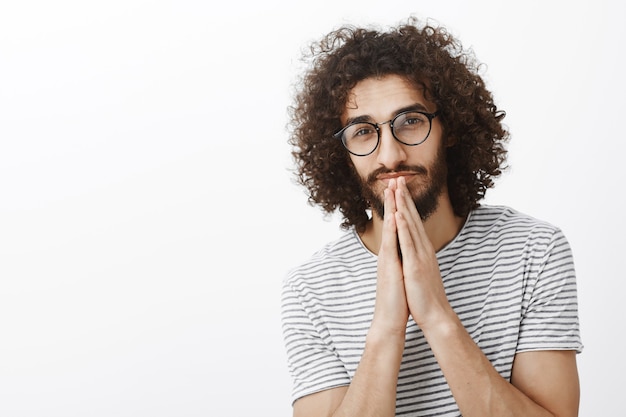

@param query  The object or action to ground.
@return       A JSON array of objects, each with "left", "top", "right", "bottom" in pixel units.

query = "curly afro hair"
[{"left": 288, "top": 17, "right": 509, "bottom": 232}]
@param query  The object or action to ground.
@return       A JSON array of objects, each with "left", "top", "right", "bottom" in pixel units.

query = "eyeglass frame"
[{"left": 332, "top": 109, "right": 440, "bottom": 157}]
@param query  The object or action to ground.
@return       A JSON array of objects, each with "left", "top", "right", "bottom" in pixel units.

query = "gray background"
[{"left": 1, "top": 0, "right": 622, "bottom": 415}]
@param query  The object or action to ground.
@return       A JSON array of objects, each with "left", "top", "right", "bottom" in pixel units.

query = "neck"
[{"left": 360, "top": 192, "right": 466, "bottom": 255}]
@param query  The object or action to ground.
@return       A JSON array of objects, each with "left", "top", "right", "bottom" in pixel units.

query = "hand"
[
  {"left": 371, "top": 179, "right": 409, "bottom": 337},
  {"left": 394, "top": 176, "right": 452, "bottom": 329}
]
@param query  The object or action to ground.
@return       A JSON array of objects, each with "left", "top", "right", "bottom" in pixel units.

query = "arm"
[
  {"left": 294, "top": 186, "right": 408, "bottom": 417},
  {"left": 294, "top": 333, "right": 404, "bottom": 417},
  {"left": 393, "top": 176, "right": 580, "bottom": 417},
  {"left": 511, "top": 350, "right": 580, "bottom": 416},
  {"left": 418, "top": 318, "right": 579, "bottom": 416}
]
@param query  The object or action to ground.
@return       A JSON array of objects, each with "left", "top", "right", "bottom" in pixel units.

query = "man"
[{"left": 281, "top": 17, "right": 582, "bottom": 417}]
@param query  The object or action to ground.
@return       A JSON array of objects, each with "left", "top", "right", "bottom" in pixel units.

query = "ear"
[{"left": 444, "top": 133, "right": 457, "bottom": 148}]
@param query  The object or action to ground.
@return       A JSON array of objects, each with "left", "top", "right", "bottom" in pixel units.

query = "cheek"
[
  {"left": 416, "top": 131, "right": 444, "bottom": 161},
  {"left": 348, "top": 156, "right": 368, "bottom": 179}
]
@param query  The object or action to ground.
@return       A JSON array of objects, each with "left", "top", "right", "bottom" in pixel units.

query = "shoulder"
[
  {"left": 465, "top": 206, "right": 575, "bottom": 274},
  {"left": 443, "top": 205, "right": 571, "bottom": 261},
  {"left": 467, "top": 205, "right": 565, "bottom": 240},
  {"left": 283, "top": 229, "right": 375, "bottom": 291},
  {"left": 470, "top": 205, "right": 557, "bottom": 229}
]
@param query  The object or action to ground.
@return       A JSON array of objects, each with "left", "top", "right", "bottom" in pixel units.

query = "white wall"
[{"left": 0, "top": 1, "right": 622, "bottom": 415}]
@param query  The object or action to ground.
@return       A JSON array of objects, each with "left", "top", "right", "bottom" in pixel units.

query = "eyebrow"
[{"left": 344, "top": 103, "right": 430, "bottom": 126}]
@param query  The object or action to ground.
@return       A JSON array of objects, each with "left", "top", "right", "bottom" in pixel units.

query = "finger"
[
  {"left": 397, "top": 176, "right": 422, "bottom": 224},
  {"left": 395, "top": 210, "right": 417, "bottom": 260},
  {"left": 394, "top": 178, "right": 423, "bottom": 250},
  {"left": 380, "top": 181, "right": 398, "bottom": 256},
  {"left": 387, "top": 177, "right": 398, "bottom": 193},
  {"left": 385, "top": 178, "right": 397, "bottom": 222},
  {"left": 398, "top": 177, "right": 431, "bottom": 237}
]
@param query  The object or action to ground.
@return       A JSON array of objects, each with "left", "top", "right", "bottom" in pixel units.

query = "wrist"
[
  {"left": 366, "top": 322, "right": 406, "bottom": 346},
  {"left": 417, "top": 309, "right": 463, "bottom": 339}
]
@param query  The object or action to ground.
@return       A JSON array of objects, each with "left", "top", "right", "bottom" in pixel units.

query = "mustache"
[{"left": 365, "top": 165, "right": 428, "bottom": 185}]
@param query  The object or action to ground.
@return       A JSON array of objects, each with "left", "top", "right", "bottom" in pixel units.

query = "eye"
[
  {"left": 354, "top": 126, "right": 374, "bottom": 136},
  {"left": 346, "top": 123, "right": 377, "bottom": 141},
  {"left": 397, "top": 112, "right": 427, "bottom": 127}
]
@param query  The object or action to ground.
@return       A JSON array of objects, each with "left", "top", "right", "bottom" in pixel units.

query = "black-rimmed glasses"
[{"left": 333, "top": 110, "right": 439, "bottom": 156}]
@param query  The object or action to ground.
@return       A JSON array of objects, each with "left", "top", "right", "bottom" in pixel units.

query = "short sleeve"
[
  {"left": 517, "top": 228, "right": 583, "bottom": 353},
  {"left": 281, "top": 279, "right": 351, "bottom": 404}
]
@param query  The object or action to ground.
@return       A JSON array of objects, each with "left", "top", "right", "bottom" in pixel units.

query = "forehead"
[{"left": 342, "top": 75, "right": 431, "bottom": 122}]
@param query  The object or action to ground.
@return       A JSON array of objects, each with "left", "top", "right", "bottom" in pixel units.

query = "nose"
[{"left": 375, "top": 123, "right": 407, "bottom": 169}]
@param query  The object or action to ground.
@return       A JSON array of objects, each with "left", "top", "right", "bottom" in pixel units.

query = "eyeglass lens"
[{"left": 340, "top": 111, "right": 433, "bottom": 156}]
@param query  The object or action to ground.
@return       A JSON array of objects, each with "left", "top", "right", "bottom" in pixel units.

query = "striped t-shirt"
[{"left": 281, "top": 205, "right": 583, "bottom": 416}]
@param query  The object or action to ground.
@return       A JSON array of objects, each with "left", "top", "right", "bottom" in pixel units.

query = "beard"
[{"left": 359, "top": 145, "right": 448, "bottom": 221}]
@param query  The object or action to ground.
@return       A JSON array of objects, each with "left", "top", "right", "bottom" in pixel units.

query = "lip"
[{"left": 377, "top": 172, "right": 417, "bottom": 185}]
